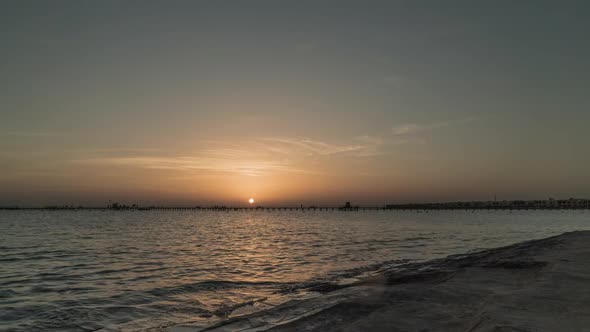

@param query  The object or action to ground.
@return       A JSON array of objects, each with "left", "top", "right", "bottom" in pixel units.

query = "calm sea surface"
[{"left": 1, "top": 210, "right": 588, "bottom": 331}]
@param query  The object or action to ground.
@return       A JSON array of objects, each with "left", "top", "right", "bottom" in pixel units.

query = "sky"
[{"left": 1, "top": 1, "right": 589, "bottom": 207}]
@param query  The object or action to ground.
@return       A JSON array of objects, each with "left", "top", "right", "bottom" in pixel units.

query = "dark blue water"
[{"left": 1, "top": 210, "right": 588, "bottom": 331}]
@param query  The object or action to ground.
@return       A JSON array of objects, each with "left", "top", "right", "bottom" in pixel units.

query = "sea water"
[{"left": 1, "top": 210, "right": 588, "bottom": 331}]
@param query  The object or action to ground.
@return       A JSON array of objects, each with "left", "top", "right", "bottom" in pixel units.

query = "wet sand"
[{"left": 192, "top": 231, "right": 590, "bottom": 332}]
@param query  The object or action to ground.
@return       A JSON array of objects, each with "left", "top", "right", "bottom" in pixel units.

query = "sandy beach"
[{"left": 193, "top": 231, "right": 590, "bottom": 332}]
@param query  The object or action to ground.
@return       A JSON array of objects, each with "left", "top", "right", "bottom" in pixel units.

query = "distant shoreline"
[
  {"left": 2, "top": 198, "right": 589, "bottom": 211},
  {"left": 1, "top": 206, "right": 589, "bottom": 212},
  {"left": 1, "top": 207, "right": 589, "bottom": 211}
]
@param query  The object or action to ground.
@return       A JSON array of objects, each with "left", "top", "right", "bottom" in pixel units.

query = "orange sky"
[{"left": 1, "top": 2, "right": 590, "bottom": 206}]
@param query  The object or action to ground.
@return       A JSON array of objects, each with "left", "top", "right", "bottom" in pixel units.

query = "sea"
[{"left": 1, "top": 210, "right": 588, "bottom": 331}]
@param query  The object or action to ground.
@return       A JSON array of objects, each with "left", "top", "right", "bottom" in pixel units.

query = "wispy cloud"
[
  {"left": 72, "top": 136, "right": 386, "bottom": 176},
  {"left": 258, "top": 137, "right": 367, "bottom": 156},
  {"left": 392, "top": 122, "right": 448, "bottom": 135},
  {"left": 74, "top": 156, "right": 302, "bottom": 177},
  {"left": 392, "top": 117, "right": 475, "bottom": 136}
]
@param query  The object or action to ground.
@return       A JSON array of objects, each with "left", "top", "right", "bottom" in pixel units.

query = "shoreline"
[
  {"left": 2, "top": 207, "right": 589, "bottom": 211},
  {"left": 180, "top": 231, "right": 590, "bottom": 332}
]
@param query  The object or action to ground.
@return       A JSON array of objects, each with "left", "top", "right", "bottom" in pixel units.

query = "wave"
[
  {"left": 147, "top": 280, "right": 287, "bottom": 297},
  {"left": 1, "top": 278, "right": 295, "bottom": 331}
]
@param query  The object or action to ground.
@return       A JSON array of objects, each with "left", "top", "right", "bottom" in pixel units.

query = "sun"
[{"left": 248, "top": 198, "right": 255, "bottom": 204}]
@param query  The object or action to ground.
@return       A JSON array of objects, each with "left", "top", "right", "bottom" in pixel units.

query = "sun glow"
[{"left": 249, "top": 198, "right": 255, "bottom": 204}]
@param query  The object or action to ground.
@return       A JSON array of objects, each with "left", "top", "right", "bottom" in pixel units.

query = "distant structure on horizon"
[
  {"left": 339, "top": 201, "right": 359, "bottom": 211},
  {"left": 1, "top": 198, "right": 589, "bottom": 211},
  {"left": 386, "top": 198, "right": 590, "bottom": 210}
]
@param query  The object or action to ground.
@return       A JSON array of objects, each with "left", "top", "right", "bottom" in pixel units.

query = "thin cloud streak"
[
  {"left": 392, "top": 117, "right": 475, "bottom": 136},
  {"left": 71, "top": 136, "right": 386, "bottom": 176},
  {"left": 74, "top": 156, "right": 304, "bottom": 177},
  {"left": 259, "top": 137, "right": 367, "bottom": 156},
  {"left": 202, "top": 136, "right": 383, "bottom": 157}
]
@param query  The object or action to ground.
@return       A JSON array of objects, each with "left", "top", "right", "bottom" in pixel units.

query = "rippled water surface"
[{"left": 1, "top": 210, "right": 588, "bottom": 331}]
